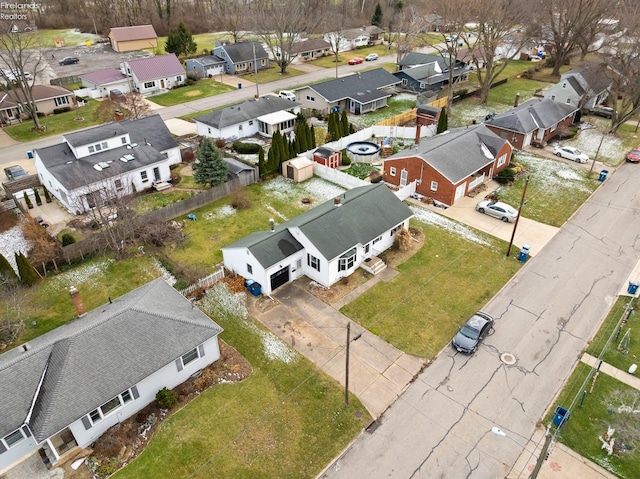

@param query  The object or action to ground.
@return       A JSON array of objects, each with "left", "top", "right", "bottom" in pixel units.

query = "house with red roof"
[
  {"left": 122, "top": 54, "right": 186, "bottom": 95},
  {"left": 108, "top": 25, "right": 158, "bottom": 52}
]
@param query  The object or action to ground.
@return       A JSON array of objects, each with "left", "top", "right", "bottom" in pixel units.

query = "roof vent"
[
  {"left": 93, "top": 164, "right": 102, "bottom": 171},
  {"left": 98, "top": 161, "right": 110, "bottom": 169},
  {"left": 22, "top": 343, "right": 29, "bottom": 352}
]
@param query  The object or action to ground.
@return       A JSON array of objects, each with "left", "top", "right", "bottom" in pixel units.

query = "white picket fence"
[{"left": 179, "top": 266, "right": 225, "bottom": 297}]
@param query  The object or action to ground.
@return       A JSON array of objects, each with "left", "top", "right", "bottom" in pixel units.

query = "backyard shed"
[{"left": 282, "top": 157, "right": 314, "bottom": 182}]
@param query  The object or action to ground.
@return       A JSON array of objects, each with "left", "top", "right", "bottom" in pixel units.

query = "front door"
[
  {"left": 400, "top": 169, "right": 408, "bottom": 187},
  {"left": 286, "top": 165, "right": 294, "bottom": 179},
  {"left": 454, "top": 183, "right": 466, "bottom": 201},
  {"left": 161, "top": 79, "right": 165, "bottom": 89},
  {"left": 153, "top": 167, "right": 161, "bottom": 181}
]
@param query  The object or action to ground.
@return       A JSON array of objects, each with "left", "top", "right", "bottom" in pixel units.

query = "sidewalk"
[{"left": 580, "top": 352, "right": 640, "bottom": 391}]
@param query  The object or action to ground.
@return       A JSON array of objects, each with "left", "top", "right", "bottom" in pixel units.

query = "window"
[
  {"left": 176, "top": 75, "right": 182, "bottom": 82},
  {"left": 121, "top": 137, "right": 127, "bottom": 144},
  {"left": 144, "top": 81, "right": 155, "bottom": 89},
  {"left": 402, "top": 79, "right": 408, "bottom": 86},
  {"left": 551, "top": 95, "right": 556, "bottom": 100},
  {"left": 373, "top": 236, "right": 382, "bottom": 244},
  {"left": 565, "top": 98, "right": 571, "bottom": 104},
  {"left": 141, "top": 171, "right": 148, "bottom": 182},
  {"left": 305, "top": 95, "right": 315, "bottom": 102},
  {"left": 365, "top": 244, "right": 370, "bottom": 254},
  {"left": 561, "top": 82, "right": 566, "bottom": 89},
  {"left": 390, "top": 167, "right": 396, "bottom": 176},
  {"left": 182, "top": 348, "right": 199, "bottom": 367},
  {"left": 88, "top": 145, "right": 95, "bottom": 153},
  {"left": 100, "top": 396, "right": 121, "bottom": 416},
  {"left": 307, "top": 254, "right": 320, "bottom": 272},
  {"left": 89, "top": 409, "right": 101, "bottom": 424},
  {"left": 247, "top": 264, "right": 253, "bottom": 274},
  {"left": 208, "top": 128, "right": 211, "bottom": 135},
  {"left": 497, "top": 154, "right": 507, "bottom": 167},
  {"left": 338, "top": 249, "right": 356, "bottom": 271},
  {"left": 296, "top": 258, "right": 302, "bottom": 269},
  {"left": 121, "top": 390, "right": 133, "bottom": 404},
  {"left": 430, "top": 181, "right": 438, "bottom": 191},
  {"left": 419, "top": 82, "right": 426, "bottom": 89},
  {"left": 114, "top": 178, "right": 123, "bottom": 191},
  {"left": 101, "top": 142, "right": 108, "bottom": 149},
  {"left": 3, "top": 429, "right": 25, "bottom": 448},
  {"left": 54, "top": 96, "right": 69, "bottom": 106},
  {"left": 249, "top": 120, "right": 254, "bottom": 125}
]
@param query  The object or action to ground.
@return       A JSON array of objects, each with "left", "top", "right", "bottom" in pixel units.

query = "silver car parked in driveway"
[{"left": 475, "top": 200, "right": 518, "bottom": 222}]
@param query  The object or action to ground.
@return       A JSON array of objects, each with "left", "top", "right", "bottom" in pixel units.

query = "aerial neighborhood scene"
[{"left": 3, "top": 0, "right": 640, "bottom": 478}]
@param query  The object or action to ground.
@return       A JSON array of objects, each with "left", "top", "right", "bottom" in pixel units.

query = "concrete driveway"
[{"left": 248, "top": 275, "right": 425, "bottom": 418}]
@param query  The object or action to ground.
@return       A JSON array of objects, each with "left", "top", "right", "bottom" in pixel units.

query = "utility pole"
[
  {"left": 589, "top": 132, "right": 606, "bottom": 177},
  {"left": 506, "top": 175, "right": 530, "bottom": 257},
  {"left": 345, "top": 322, "right": 351, "bottom": 406},
  {"left": 252, "top": 42, "right": 260, "bottom": 99},
  {"left": 529, "top": 426, "right": 553, "bottom": 479}
]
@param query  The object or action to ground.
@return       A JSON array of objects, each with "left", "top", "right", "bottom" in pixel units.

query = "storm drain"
[
  {"left": 365, "top": 420, "right": 381, "bottom": 433},
  {"left": 500, "top": 352, "right": 517, "bottom": 365}
]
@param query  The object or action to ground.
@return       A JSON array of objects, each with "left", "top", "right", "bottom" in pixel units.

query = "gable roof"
[
  {"left": 224, "top": 184, "right": 413, "bottom": 265},
  {"left": 386, "top": 125, "right": 509, "bottom": 184},
  {"left": 399, "top": 52, "right": 446, "bottom": 69},
  {"left": 307, "top": 68, "right": 401, "bottom": 103},
  {"left": 218, "top": 41, "right": 268, "bottom": 63},
  {"left": 109, "top": 24, "right": 158, "bottom": 42},
  {"left": 225, "top": 157, "right": 255, "bottom": 176},
  {"left": 485, "top": 98, "right": 576, "bottom": 134},
  {"left": 314, "top": 146, "right": 339, "bottom": 158},
  {"left": 289, "top": 38, "right": 331, "bottom": 55},
  {"left": 126, "top": 54, "right": 185, "bottom": 82},
  {"left": 194, "top": 95, "right": 300, "bottom": 129},
  {"left": 0, "top": 279, "right": 222, "bottom": 442},
  {"left": 342, "top": 25, "right": 384, "bottom": 40},
  {"left": 79, "top": 68, "right": 128, "bottom": 86},
  {"left": 0, "top": 85, "right": 73, "bottom": 110},
  {"left": 188, "top": 55, "right": 226, "bottom": 67},
  {"left": 560, "top": 63, "right": 612, "bottom": 97}
]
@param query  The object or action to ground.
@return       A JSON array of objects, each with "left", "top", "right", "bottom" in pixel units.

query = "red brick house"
[
  {"left": 384, "top": 125, "right": 513, "bottom": 206},
  {"left": 484, "top": 98, "right": 577, "bottom": 149},
  {"left": 313, "top": 146, "right": 342, "bottom": 168}
]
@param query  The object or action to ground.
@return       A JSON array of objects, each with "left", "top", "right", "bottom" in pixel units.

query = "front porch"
[{"left": 360, "top": 255, "right": 387, "bottom": 275}]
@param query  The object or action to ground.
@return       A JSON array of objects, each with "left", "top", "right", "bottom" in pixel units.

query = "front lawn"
[
  {"left": 544, "top": 363, "right": 640, "bottom": 479},
  {"left": 114, "top": 283, "right": 370, "bottom": 479},
  {"left": 4, "top": 99, "right": 104, "bottom": 141},
  {"left": 341, "top": 212, "right": 521, "bottom": 358},
  {"left": 237, "top": 66, "right": 306, "bottom": 84},
  {"left": 149, "top": 80, "right": 235, "bottom": 106}
]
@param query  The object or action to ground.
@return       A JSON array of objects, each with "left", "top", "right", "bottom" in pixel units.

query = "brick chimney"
[
  {"left": 334, "top": 197, "right": 341, "bottom": 207},
  {"left": 514, "top": 92, "right": 520, "bottom": 108},
  {"left": 69, "top": 286, "right": 86, "bottom": 317}
]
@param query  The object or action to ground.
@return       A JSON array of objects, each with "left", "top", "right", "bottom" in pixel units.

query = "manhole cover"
[{"left": 500, "top": 353, "right": 517, "bottom": 365}]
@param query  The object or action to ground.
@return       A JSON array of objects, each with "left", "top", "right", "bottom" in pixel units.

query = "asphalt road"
[{"left": 320, "top": 163, "right": 640, "bottom": 478}]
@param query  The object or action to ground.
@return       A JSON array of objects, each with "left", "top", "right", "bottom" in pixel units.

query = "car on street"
[
  {"left": 365, "top": 53, "right": 379, "bottom": 61},
  {"left": 452, "top": 311, "right": 494, "bottom": 354},
  {"left": 626, "top": 146, "right": 640, "bottom": 163},
  {"left": 4, "top": 165, "right": 27, "bottom": 181},
  {"left": 553, "top": 145, "right": 589, "bottom": 163},
  {"left": 278, "top": 90, "right": 296, "bottom": 101},
  {"left": 58, "top": 56, "right": 79, "bottom": 65},
  {"left": 475, "top": 199, "right": 518, "bottom": 222},
  {"left": 348, "top": 57, "right": 364, "bottom": 65}
]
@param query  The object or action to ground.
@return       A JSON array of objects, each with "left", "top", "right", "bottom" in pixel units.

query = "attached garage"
[{"left": 270, "top": 266, "right": 290, "bottom": 291}]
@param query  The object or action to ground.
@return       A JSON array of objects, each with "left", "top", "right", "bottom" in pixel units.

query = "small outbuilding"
[
  {"left": 282, "top": 157, "right": 314, "bottom": 182},
  {"left": 109, "top": 25, "right": 158, "bottom": 53},
  {"left": 313, "top": 147, "right": 342, "bottom": 168}
]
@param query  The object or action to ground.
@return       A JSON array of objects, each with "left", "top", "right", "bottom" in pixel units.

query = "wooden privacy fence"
[
  {"left": 375, "top": 97, "right": 448, "bottom": 126},
  {"left": 179, "top": 266, "right": 225, "bottom": 297}
]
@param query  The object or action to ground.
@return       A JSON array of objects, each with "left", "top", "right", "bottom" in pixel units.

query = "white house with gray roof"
[
  {"left": 79, "top": 68, "right": 131, "bottom": 98},
  {"left": 33, "top": 115, "right": 180, "bottom": 214},
  {"left": 222, "top": 184, "right": 413, "bottom": 295},
  {"left": 294, "top": 68, "right": 401, "bottom": 115},
  {"left": 195, "top": 95, "right": 301, "bottom": 141},
  {"left": 543, "top": 63, "right": 611, "bottom": 110},
  {"left": 121, "top": 54, "right": 186, "bottom": 95},
  {"left": 0, "top": 279, "right": 222, "bottom": 474}
]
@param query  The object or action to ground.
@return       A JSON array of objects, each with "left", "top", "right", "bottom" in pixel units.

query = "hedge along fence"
[{"left": 61, "top": 177, "right": 253, "bottom": 263}]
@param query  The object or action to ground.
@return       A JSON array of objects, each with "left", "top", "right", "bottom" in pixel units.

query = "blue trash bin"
[
  {"left": 553, "top": 406, "right": 570, "bottom": 427},
  {"left": 26, "top": 150, "right": 33, "bottom": 159},
  {"left": 237, "top": 83, "right": 242, "bottom": 89},
  {"left": 628, "top": 282, "right": 639, "bottom": 295},
  {"left": 518, "top": 244, "right": 531, "bottom": 263},
  {"left": 249, "top": 282, "right": 261, "bottom": 296},
  {"left": 245, "top": 279, "right": 255, "bottom": 292},
  {"left": 599, "top": 170, "right": 609, "bottom": 182}
]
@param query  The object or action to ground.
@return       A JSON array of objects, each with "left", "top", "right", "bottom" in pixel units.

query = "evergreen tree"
[
  {"left": 23, "top": 191, "right": 32, "bottom": 209},
  {"left": 341, "top": 111, "right": 350, "bottom": 139},
  {"left": 15, "top": 252, "right": 38, "bottom": 286},
  {"left": 33, "top": 188, "right": 42, "bottom": 206},
  {"left": 298, "top": 122, "right": 308, "bottom": 152},
  {"left": 193, "top": 137, "right": 228, "bottom": 187},
  {"left": 288, "top": 137, "right": 295, "bottom": 159},
  {"left": 266, "top": 146, "right": 275, "bottom": 176},
  {"left": 327, "top": 113, "right": 337, "bottom": 141},
  {"left": 310, "top": 125, "right": 316, "bottom": 148},
  {"left": 0, "top": 252, "right": 18, "bottom": 286},
  {"left": 436, "top": 107, "right": 448, "bottom": 134},
  {"left": 277, "top": 131, "right": 287, "bottom": 164},
  {"left": 165, "top": 21, "right": 197, "bottom": 57},
  {"left": 371, "top": 3, "right": 384, "bottom": 27},
  {"left": 43, "top": 186, "right": 52, "bottom": 203},
  {"left": 258, "top": 147, "right": 266, "bottom": 179}
]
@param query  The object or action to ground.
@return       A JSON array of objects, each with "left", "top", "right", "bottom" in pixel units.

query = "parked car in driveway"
[
  {"left": 475, "top": 200, "right": 518, "bottom": 222},
  {"left": 348, "top": 57, "right": 364, "bottom": 65},
  {"left": 4, "top": 165, "right": 27, "bottom": 181},
  {"left": 58, "top": 56, "right": 79, "bottom": 65},
  {"left": 452, "top": 311, "right": 494, "bottom": 354},
  {"left": 588, "top": 106, "right": 614, "bottom": 119},
  {"left": 627, "top": 146, "right": 640, "bottom": 163},
  {"left": 553, "top": 146, "right": 588, "bottom": 163},
  {"left": 365, "top": 53, "right": 379, "bottom": 61}
]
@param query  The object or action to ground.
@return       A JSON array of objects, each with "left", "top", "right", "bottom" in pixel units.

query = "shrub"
[
  {"left": 61, "top": 233, "right": 76, "bottom": 246},
  {"left": 341, "top": 155, "right": 351, "bottom": 166},
  {"left": 453, "top": 88, "right": 468, "bottom": 97},
  {"left": 231, "top": 191, "right": 251, "bottom": 210},
  {"left": 232, "top": 142, "right": 261, "bottom": 154},
  {"left": 495, "top": 167, "right": 516, "bottom": 184},
  {"left": 53, "top": 106, "right": 71, "bottom": 114},
  {"left": 155, "top": 387, "right": 178, "bottom": 409},
  {"left": 214, "top": 138, "right": 227, "bottom": 149}
]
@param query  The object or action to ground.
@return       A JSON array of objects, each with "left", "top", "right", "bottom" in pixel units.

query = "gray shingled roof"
[
  {"left": 194, "top": 95, "right": 300, "bottom": 129},
  {"left": 398, "top": 52, "right": 447, "bottom": 69},
  {"left": 566, "top": 76, "right": 585, "bottom": 96},
  {"left": 190, "top": 55, "right": 225, "bottom": 66},
  {"left": 314, "top": 146, "right": 338, "bottom": 159},
  {"left": 386, "top": 125, "right": 509, "bottom": 184},
  {"left": 37, "top": 115, "right": 178, "bottom": 191},
  {"left": 225, "top": 157, "right": 255, "bottom": 176},
  {"left": 0, "top": 279, "right": 222, "bottom": 442},
  {"left": 485, "top": 98, "right": 576, "bottom": 134},
  {"left": 79, "top": 68, "right": 128, "bottom": 85},
  {"left": 289, "top": 38, "right": 331, "bottom": 55},
  {"left": 220, "top": 42, "right": 268, "bottom": 63},
  {"left": 224, "top": 184, "right": 413, "bottom": 265},
  {"left": 342, "top": 25, "right": 384, "bottom": 40},
  {"left": 308, "top": 68, "right": 400, "bottom": 103}
]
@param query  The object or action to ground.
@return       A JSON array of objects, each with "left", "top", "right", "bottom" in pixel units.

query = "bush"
[
  {"left": 232, "top": 142, "right": 261, "bottom": 154},
  {"left": 231, "top": 191, "right": 251, "bottom": 210},
  {"left": 495, "top": 167, "right": 516, "bottom": 184},
  {"left": 453, "top": 88, "right": 468, "bottom": 97},
  {"left": 53, "top": 106, "right": 71, "bottom": 114},
  {"left": 156, "top": 387, "right": 178, "bottom": 409},
  {"left": 341, "top": 154, "right": 351, "bottom": 166},
  {"left": 61, "top": 233, "right": 76, "bottom": 246},
  {"left": 214, "top": 138, "right": 227, "bottom": 149}
]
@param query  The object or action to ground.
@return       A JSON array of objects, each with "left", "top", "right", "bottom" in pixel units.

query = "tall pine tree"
[
  {"left": 341, "top": 111, "right": 350, "bottom": 139},
  {"left": 436, "top": 107, "right": 448, "bottom": 134},
  {"left": 165, "top": 21, "right": 197, "bottom": 57},
  {"left": 193, "top": 137, "right": 228, "bottom": 187},
  {"left": 310, "top": 125, "right": 316, "bottom": 148},
  {"left": 0, "top": 252, "right": 18, "bottom": 286},
  {"left": 15, "top": 252, "right": 38, "bottom": 286},
  {"left": 257, "top": 147, "right": 266, "bottom": 179},
  {"left": 371, "top": 3, "right": 383, "bottom": 27}
]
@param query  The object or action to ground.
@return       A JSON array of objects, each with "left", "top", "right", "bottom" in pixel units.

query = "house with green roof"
[
  {"left": 222, "top": 184, "right": 413, "bottom": 294},
  {"left": 0, "top": 279, "right": 222, "bottom": 474}
]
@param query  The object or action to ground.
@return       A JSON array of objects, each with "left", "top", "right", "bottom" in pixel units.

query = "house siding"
[
  {"left": 294, "top": 86, "right": 332, "bottom": 114},
  {"left": 111, "top": 38, "right": 158, "bottom": 53},
  {"left": 132, "top": 73, "right": 184, "bottom": 95},
  {"left": 0, "top": 431, "right": 38, "bottom": 475}
]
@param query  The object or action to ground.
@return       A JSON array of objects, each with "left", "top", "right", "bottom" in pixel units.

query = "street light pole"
[
  {"left": 506, "top": 175, "right": 530, "bottom": 257},
  {"left": 345, "top": 322, "right": 350, "bottom": 406}
]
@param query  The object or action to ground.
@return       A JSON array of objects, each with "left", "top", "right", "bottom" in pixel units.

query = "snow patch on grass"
[
  {"left": 263, "top": 203, "right": 288, "bottom": 221},
  {"left": 0, "top": 225, "right": 30, "bottom": 273},
  {"left": 571, "top": 126, "right": 626, "bottom": 160},
  {"left": 259, "top": 329, "right": 298, "bottom": 363},
  {"left": 151, "top": 258, "right": 177, "bottom": 286},
  {"left": 43, "top": 259, "right": 114, "bottom": 292},
  {"left": 205, "top": 205, "right": 236, "bottom": 220},
  {"left": 410, "top": 206, "right": 490, "bottom": 246},
  {"left": 517, "top": 152, "right": 593, "bottom": 193},
  {"left": 299, "top": 177, "right": 346, "bottom": 202}
]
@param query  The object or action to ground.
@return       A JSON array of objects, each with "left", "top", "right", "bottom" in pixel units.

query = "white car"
[
  {"left": 278, "top": 90, "right": 296, "bottom": 101},
  {"left": 365, "top": 53, "right": 379, "bottom": 61},
  {"left": 476, "top": 200, "right": 519, "bottom": 222},
  {"left": 553, "top": 146, "right": 588, "bottom": 163}
]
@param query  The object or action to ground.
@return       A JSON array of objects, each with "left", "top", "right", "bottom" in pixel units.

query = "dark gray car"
[
  {"left": 452, "top": 311, "right": 494, "bottom": 354},
  {"left": 4, "top": 165, "right": 27, "bottom": 181}
]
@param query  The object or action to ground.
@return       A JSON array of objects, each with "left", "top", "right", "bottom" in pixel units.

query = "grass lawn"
[
  {"left": 114, "top": 285, "right": 370, "bottom": 479},
  {"left": 341, "top": 219, "right": 521, "bottom": 358},
  {"left": 174, "top": 164, "right": 203, "bottom": 189},
  {"left": 237, "top": 66, "right": 307, "bottom": 85},
  {"left": 25, "top": 28, "right": 100, "bottom": 48},
  {"left": 497, "top": 152, "right": 600, "bottom": 227},
  {"left": 544, "top": 363, "right": 640, "bottom": 479},
  {"left": 149, "top": 80, "right": 235, "bottom": 106},
  {"left": 350, "top": 96, "right": 418, "bottom": 128},
  {"left": 153, "top": 33, "right": 252, "bottom": 55},
  {"left": 4, "top": 99, "right": 104, "bottom": 141},
  {"left": 132, "top": 190, "right": 196, "bottom": 214},
  {"left": 586, "top": 296, "right": 639, "bottom": 373}
]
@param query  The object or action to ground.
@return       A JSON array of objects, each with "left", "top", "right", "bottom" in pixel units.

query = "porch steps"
[
  {"left": 360, "top": 256, "right": 387, "bottom": 275},
  {"left": 153, "top": 181, "right": 172, "bottom": 191}
]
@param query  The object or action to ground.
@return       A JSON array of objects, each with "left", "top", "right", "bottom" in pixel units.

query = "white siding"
[{"left": 0, "top": 431, "right": 38, "bottom": 475}]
